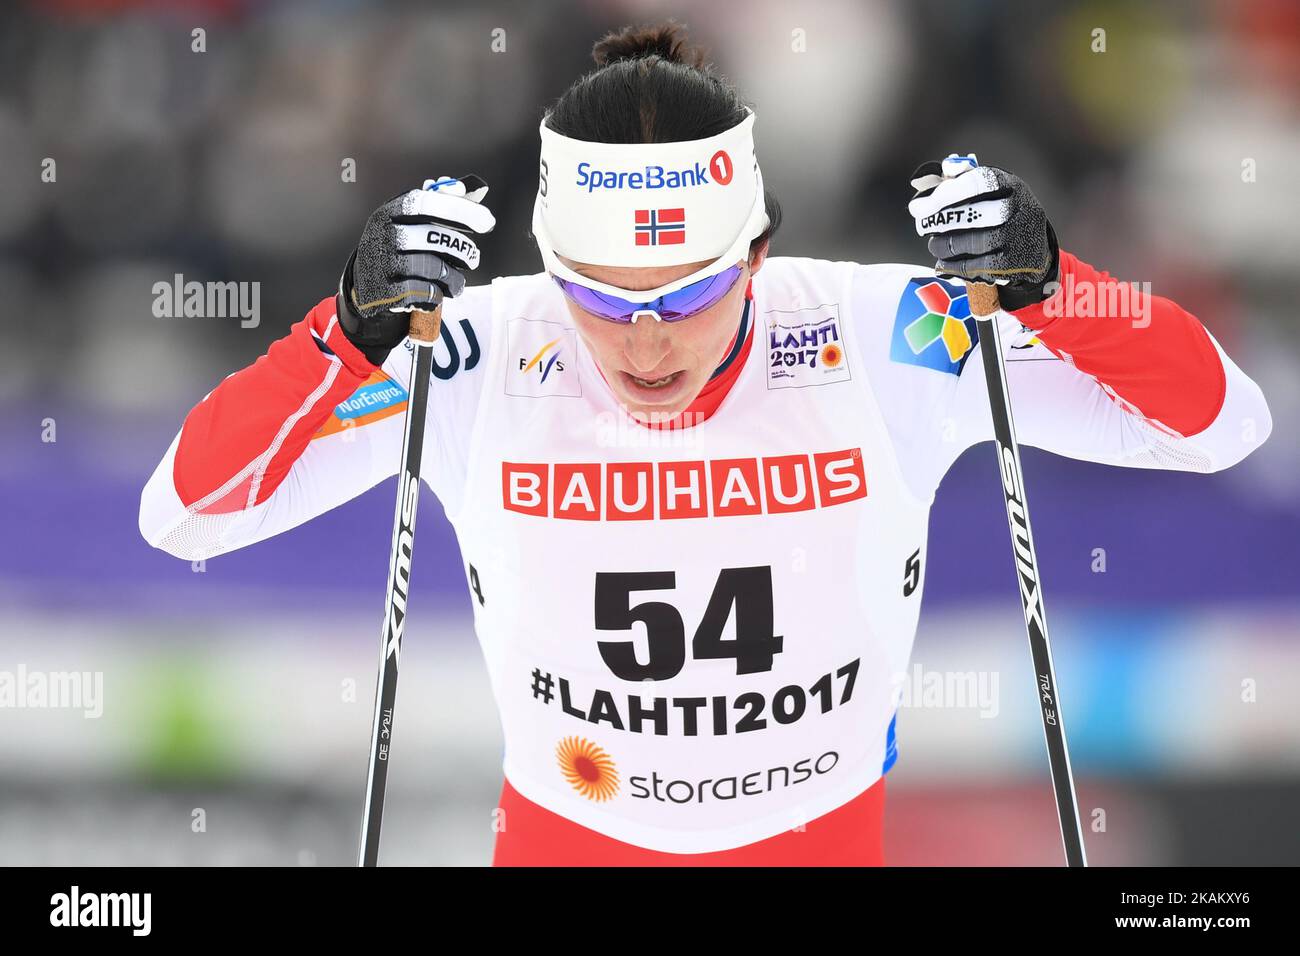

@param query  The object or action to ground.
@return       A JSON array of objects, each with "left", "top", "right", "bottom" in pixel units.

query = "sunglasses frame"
[{"left": 551, "top": 263, "right": 746, "bottom": 324}]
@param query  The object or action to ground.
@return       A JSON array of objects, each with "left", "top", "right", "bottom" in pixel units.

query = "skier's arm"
[
  {"left": 140, "top": 179, "right": 495, "bottom": 561},
  {"left": 955, "top": 252, "right": 1268, "bottom": 467},
  {"left": 139, "top": 288, "right": 490, "bottom": 561},
  {"left": 140, "top": 297, "right": 401, "bottom": 560},
  {"left": 852, "top": 258, "right": 1271, "bottom": 501},
  {"left": 869, "top": 157, "right": 1271, "bottom": 499}
]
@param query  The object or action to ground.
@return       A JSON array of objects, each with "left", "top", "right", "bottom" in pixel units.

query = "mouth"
[
  {"left": 618, "top": 368, "right": 690, "bottom": 404},
  {"left": 628, "top": 370, "right": 682, "bottom": 389}
]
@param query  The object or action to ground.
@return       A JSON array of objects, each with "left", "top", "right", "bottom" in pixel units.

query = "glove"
[
  {"left": 338, "top": 174, "right": 496, "bottom": 365},
  {"left": 907, "top": 154, "right": 1058, "bottom": 312}
]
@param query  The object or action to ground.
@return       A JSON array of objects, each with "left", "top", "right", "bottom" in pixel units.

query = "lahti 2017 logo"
[{"left": 766, "top": 306, "right": 851, "bottom": 390}]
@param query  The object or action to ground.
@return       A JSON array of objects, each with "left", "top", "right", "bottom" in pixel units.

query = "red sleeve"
[
  {"left": 1009, "top": 251, "right": 1228, "bottom": 437},
  {"left": 173, "top": 296, "right": 378, "bottom": 513}
]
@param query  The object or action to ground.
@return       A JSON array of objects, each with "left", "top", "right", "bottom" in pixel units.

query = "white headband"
[{"left": 532, "top": 108, "right": 770, "bottom": 299}]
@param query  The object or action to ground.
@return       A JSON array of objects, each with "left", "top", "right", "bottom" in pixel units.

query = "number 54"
[{"left": 594, "top": 567, "right": 784, "bottom": 682}]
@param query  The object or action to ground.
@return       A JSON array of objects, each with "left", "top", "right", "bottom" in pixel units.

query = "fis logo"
[
  {"left": 507, "top": 318, "right": 580, "bottom": 398},
  {"left": 889, "top": 278, "right": 979, "bottom": 375},
  {"left": 634, "top": 207, "right": 686, "bottom": 246},
  {"left": 519, "top": 339, "right": 565, "bottom": 383}
]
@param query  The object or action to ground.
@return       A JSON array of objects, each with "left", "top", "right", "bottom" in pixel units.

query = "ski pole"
[
  {"left": 968, "top": 280, "right": 1087, "bottom": 867},
  {"left": 358, "top": 302, "right": 442, "bottom": 867}
]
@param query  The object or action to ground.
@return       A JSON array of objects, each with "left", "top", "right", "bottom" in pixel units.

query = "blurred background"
[{"left": 1, "top": 0, "right": 1297, "bottom": 865}]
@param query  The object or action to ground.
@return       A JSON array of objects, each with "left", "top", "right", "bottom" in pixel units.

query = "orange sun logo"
[
  {"left": 820, "top": 342, "right": 843, "bottom": 368},
  {"left": 556, "top": 736, "right": 620, "bottom": 801}
]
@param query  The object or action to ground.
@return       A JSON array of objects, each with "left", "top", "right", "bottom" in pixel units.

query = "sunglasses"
[{"left": 551, "top": 264, "right": 744, "bottom": 323}]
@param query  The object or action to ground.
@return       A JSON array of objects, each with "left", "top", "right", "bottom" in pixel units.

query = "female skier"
[{"left": 141, "top": 21, "right": 1270, "bottom": 865}]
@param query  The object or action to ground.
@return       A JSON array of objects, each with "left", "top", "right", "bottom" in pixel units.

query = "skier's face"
[{"left": 559, "top": 244, "right": 767, "bottom": 424}]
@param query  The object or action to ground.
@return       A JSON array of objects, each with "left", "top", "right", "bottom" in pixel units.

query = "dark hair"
[{"left": 544, "top": 19, "right": 781, "bottom": 259}]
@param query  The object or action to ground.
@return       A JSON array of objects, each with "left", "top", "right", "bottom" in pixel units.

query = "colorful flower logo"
[
  {"left": 556, "top": 736, "right": 620, "bottom": 802},
  {"left": 904, "top": 281, "right": 972, "bottom": 362},
  {"left": 889, "top": 277, "right": 979, "bottom": 375}
]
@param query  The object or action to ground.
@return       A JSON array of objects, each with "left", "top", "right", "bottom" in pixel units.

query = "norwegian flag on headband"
[{"left": 634, "top": 208, "right": 686, "bottom": 246}]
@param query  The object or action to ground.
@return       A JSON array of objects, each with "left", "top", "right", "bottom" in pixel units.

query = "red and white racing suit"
[{"left": 140, "top": 252, "right": 1270, "bottom": 865}]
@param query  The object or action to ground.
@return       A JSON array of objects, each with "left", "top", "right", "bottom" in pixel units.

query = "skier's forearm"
[
  {"left": 140, "top": 296, "right": 377, "bottom": 558},
  {"left": 170, "top": 296, "right": 374, "bottom": 510},
  {"left": 1009, "top": 252, "right": 1232, "bottom": 438}
]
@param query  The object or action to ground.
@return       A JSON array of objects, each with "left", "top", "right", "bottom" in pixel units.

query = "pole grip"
[
  {"left": 408, "top": 303, "right": 443, "bottom": 343},
  {"left": 967, "top": 281, "right": 1000, "bottom": 318}
]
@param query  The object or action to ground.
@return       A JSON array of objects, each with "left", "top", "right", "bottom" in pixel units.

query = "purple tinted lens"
[
  {"left": 554, "top": 265, "right": 743, "bottom": 323},
  {"left": 657, "top": 266, "right": 744, "bottom": 319}
]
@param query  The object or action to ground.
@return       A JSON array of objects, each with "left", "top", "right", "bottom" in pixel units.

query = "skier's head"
[{"left": 533, "top": 20, "right": 782, "bottom": 423}]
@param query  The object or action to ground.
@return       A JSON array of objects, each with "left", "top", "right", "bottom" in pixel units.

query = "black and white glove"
[
  {"left": 339, "top": 174, "right": 496, "bottom": 365},
  {"left": 907, "top": 154, "right": 1058, "bottom": 312}
]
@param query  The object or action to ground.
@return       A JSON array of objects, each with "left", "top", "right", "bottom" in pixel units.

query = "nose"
[{"left": 622, "top": 318, "right": 672, "bottom": 374}]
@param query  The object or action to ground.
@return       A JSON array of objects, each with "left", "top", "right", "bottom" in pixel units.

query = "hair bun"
[{"left": 592, "top": 19, "right": 707, "bottom": 69}]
